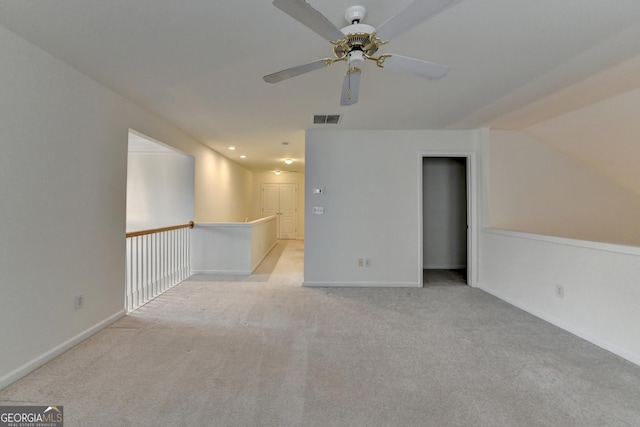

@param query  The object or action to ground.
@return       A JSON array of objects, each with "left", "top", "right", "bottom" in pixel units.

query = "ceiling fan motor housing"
[{"left": 334, "top": 22, "right": 379, "bottom": 60}]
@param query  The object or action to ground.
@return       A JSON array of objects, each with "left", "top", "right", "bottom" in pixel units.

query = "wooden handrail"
[{"left": 126, "top": 221, "right": 194, "bottom": 238}]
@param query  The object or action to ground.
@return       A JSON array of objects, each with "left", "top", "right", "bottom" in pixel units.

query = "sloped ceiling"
[
  {"left": 525, "top": 86, "right": 640, "bottom": 197},
  {"left": 488, "top": 53, "right": 640, "bottom": 197},
  {"left": 1, "top": 0, "right": 640, "bottom": 172}
]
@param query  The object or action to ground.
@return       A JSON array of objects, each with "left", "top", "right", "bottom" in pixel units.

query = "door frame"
[{"left": 419, "top": 151, "right": 478, "bottom": 287}]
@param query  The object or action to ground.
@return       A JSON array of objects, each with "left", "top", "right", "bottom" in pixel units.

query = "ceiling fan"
[{"left": 263, "top": 0, "right": 461, "bottom": 106}]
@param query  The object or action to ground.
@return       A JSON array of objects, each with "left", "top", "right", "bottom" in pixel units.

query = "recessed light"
[
  {"left": 284, "top": 159, "right": 293, "bottom": 165},
  {"left": 228, "top": 146, "right": 236, "bottom": 151},
  {"left": 274, "top": 170, "right": 281, "bottom": 176},
  {"left": 240, "top": 155, "right": 246, "bottom": 159}
]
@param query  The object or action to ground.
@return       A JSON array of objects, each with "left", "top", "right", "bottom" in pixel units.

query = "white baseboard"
[
  {"left": 303, "top": 281, "right": 421, "bottom": 288},
  {"left": 478, "top": 284, "right": 640, "bottom": 367},
  {"left": 0, "top": 310, "right": 126, "bottom": 390}
]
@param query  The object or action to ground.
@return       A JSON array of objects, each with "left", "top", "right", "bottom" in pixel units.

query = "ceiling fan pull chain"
[{"left": 347, "top": 54, "right": 352, "bottom": 99}]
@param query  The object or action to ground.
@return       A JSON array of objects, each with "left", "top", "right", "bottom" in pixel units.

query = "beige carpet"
[{"left": 1, "top": 240, "right": 640, "bottom": 426}]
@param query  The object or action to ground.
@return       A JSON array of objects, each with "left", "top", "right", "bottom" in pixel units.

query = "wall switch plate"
[
  {"left": 74, "top": 294, "right": 84, "bottom": 310},
  {"left": 312, "top": 206, "right": 324, "bottom": 215}
]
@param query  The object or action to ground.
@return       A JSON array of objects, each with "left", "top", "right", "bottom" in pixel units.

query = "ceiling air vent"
[{"left": 313, "top": 114, "right": 341, "bottom": 124}]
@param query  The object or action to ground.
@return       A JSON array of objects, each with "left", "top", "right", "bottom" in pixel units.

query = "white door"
[
  {"left": 262, "top": 184, "right": 280, "bottom": 217},
  {"left": 262, "top": 183, "right": 297, "bottom": 239},
  {"left": 278, "top": 184, "right": 297, "bottom": 239}
]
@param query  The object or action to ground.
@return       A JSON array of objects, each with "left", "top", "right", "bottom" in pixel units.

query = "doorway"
[
  {"left": 262, "top": 183, "right": 298, "bottom": 239},
  {"left": 422, "top": 157, "right": 468, "bottom": 286}
]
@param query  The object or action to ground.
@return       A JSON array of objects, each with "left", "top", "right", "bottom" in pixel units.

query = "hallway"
[{"left": 2, "top": 240, "right": 640, "bottom": 426}]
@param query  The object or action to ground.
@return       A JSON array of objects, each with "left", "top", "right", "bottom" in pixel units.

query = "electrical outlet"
[
  {"left": 555, "top": 284, "right": 564, "bottom": 299},
  {"left": 74, "top": 294, "right": 84, "bottom": 310},
  {"left": 357, "top": 258, "right": 370, "bottom": 267}
]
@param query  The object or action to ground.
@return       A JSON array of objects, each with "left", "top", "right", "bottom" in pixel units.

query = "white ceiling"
[{"left": 1, "top": 0, "right": 640, "bottom": 172}]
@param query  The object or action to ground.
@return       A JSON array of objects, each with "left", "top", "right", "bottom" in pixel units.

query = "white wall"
[
  {"left": 126, "top": 151, "right": 195, "bottom": 232},
  {"left": 129, "top": 128, "right": 253, "bottom": 223},
  {"left": 194, "top": 148, "right": 253, "bottom": 222},
  {"left": 489, "top": 130, "right": 640, "bottom": 245},
  {"left": 304, "top": 130, "right": 479, "bottom": 287},
  {"left": 479, "top": 229, "right": 640, "bottom": 365},
  {"left": 483, "top": 128, "right": 640, "bottom": 365},
  {"left": 128, "top": 123, "right": 253, "bottom": 224},
  {"left": 0, "top": 24, "right": 250, "bottom": 388},
  {"left": 191, "top": 216, "right": 277, "bottom": 275}
]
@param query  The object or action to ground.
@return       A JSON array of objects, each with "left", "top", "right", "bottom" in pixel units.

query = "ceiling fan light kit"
[{"left": 264, "top": 0, "right": 459, "bottom": 106}]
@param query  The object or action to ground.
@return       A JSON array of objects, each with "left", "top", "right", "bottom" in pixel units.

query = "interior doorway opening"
[{"left": 422, "top": 157, "right": 468, "bottom": 287}]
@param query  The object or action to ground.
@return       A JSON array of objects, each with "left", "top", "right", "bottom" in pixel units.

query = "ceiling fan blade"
[
  {"left": 375, "top": 0, "right": 461, "bottom": 41},
  {"left": 272, "top": 0, "right": 345, "bottom": 42},
  {"left": 264, "top": 59, "right": 332, "bottom": 83},
  {"left": 379, "top": 54, "right": 449, "bottom": 80},
  {"left": 340, "top": 67, "right": 361, "bottom": 106}
]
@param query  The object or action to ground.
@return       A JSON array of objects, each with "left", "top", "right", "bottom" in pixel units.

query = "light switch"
[{"left": 312, "top": 206, "right": 324, "bottom": 215}]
